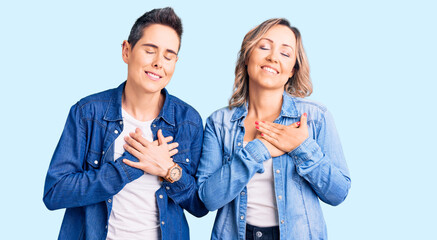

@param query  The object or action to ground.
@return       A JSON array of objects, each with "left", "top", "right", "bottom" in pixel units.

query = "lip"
[
  {"left": 145, "top": 71, "right": 163, "bottom": 81},
  {"left": 261, "top": 65, "right": 279, "bottom": 74}
]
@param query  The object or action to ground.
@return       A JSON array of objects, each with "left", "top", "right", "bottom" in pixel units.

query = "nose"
[
  {"left": 266, "top": 50, "right": 279, "bottom": 63},
  {"left": 152, "top": 54, "right": 163, "bottom": 69}
]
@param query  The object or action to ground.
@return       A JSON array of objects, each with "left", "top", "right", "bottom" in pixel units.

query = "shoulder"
[
  {"left": 206, "top": 106, "right": 237, "bottom": 125},
  {"left": 72, "top": 87, "right": 117, "bottom": 119},
  {"left": 167, "top": 93, "right": 202, "bottom": 125},
  {"left": 290, "top": 96, "right": 329, "bottom": 122}
]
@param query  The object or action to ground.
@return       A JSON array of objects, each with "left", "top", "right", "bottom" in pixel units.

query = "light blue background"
[{"left": 1, "top": 0, "right": 436, "bottom": 239}]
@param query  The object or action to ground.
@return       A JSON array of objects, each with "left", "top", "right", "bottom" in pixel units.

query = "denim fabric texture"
[
  {"left": 197, "top": 92, "right": 351, "bottom": 240},
  {"left": 43, "top": 82, "right": 208, "bottom": 240}
]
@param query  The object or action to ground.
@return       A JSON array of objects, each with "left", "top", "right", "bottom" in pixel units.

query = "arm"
[
  {"left": 161, "top": 118, "right": 208, "bottom": 217},
  {"left": 289, "top": 110, "right": 351, "bottom": 206},
  {"left": 197, "top": 116, "right": 271, "bottom": 211},
  {"left": 257, "top": 111, "right": 351, "bottom": 206},
  {"left": 122, "top": 116, "right": 209, "bottom": 217},
  {"left": 43, "top": 104, "right": 143, "bottom": 210}
]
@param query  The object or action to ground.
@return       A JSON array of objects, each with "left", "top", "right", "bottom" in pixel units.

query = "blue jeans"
[{"left": 246, "top": 224, "right": 280, "bottom": 240}]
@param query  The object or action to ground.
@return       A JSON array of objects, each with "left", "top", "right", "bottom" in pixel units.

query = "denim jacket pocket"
[
  {"left": 172, "top": 150, "right": 192, "bottom": 173},
  {"left": 85, "top": 150, "right": 102, "bottom": 169}
]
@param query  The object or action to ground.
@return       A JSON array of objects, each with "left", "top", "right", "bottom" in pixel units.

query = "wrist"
[{"left": 163, "top": 162, "right": 182, "bottom": 183}]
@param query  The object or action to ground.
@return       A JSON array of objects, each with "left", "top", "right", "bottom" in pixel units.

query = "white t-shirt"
[
  {"left": 106, "top": 109, "right": 161, "bottom": 240},
  {"left": 244, "top": 142, "right": 279, "bottom": 227}
]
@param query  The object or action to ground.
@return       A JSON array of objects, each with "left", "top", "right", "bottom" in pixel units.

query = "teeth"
[
  {"left": 262, "top": 67, "right": 277, "bottom": 74},
  {"left": 147, "top": 72, "right": 160, "bottom": 79}
]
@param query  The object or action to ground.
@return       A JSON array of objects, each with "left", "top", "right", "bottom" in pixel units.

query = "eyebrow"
[
  {"left": 141, "top": 43, "right": 178, "bottom": 55},
  {"left": 260, "top": 38, "right": 294, "bottom": 50}
]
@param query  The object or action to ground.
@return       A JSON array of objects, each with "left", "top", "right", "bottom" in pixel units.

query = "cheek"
[{"left": 164, "top": 64, "right": 176, "bottom": 77}]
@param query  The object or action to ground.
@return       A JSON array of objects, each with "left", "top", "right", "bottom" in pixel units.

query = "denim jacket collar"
[
  {"left": 230, "top": 91, "right": 299, "bottom": 122},
  {"left": 103, "top": 81, "right": 175, "bottom": 126}
]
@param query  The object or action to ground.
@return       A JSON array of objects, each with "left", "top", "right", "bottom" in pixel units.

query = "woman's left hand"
[{"left": 255, "top": 113, "right": 309, "bottom": 153}]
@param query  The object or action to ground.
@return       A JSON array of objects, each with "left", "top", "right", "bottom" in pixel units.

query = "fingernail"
[
  {"left": 303, "top": 113, "right": 307, "bottom": 117},
  {"left": 297, "top": 122, "right": 300, "bottom": 126},
  {"left": 262, "top": 121, "right": 265, "bottom": 123},
  {"left": 256, "top": 126, "right": 259, "bottom": 129},
  {"left": 255, "top": 121, "right": 259, "bottom": 124},
  {"left": 261, "top": 133, "right": 264, "bottom": 136}
]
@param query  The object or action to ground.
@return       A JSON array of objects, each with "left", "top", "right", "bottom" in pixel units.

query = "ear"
[
  {"left": 122, "top": 40, "right": 130, "bottom": 64},
  {"left": 175, "top": 55, "right": 179, "bottom": 63}
]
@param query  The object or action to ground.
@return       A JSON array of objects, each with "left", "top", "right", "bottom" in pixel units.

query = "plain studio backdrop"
[{"left": 1, "top": 1, "right": 435, "bottom": 239}]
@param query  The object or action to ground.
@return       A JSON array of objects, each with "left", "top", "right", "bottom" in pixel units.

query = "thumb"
[
  {"left": 300, "top": 113, "right": 308, "bottom": 128},
  {"left": 289, "top": 121, "right": 300, "bottom": 128},
  {"left": 135, "top": 128, "right": 143, "bottom": 135},
  {"left": 157, "top": 129, "right": 165, "bottom": 145}
]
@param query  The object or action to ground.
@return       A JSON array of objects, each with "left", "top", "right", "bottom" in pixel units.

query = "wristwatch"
[{"left": 164, "top": 162, "right": 182, "bottom": 183}]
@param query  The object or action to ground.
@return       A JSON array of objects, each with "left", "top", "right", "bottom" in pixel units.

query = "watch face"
[{"left": 170, "top": 166, "right": 182, "bottom": 181}]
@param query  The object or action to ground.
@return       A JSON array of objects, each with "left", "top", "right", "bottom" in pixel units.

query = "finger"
[
  {"left": 289, "top": 121, "right": 301, "bottom": 128},
  {"left": 123, "top": 159, "right": 143, "bottom": 169},
  {"left": 300, "top": 113, "right": 308, "bottom": 128},
  {"left": 152, "top": 135, "right": 173, "bottom": 146},
  {"left": 163, "top": 136, "right": 173, "bottom": 143},
  {"left": 124, "top": 136, "right": 144, "bottom": 152},
  {"left": 256, "top": 124, "right": 279, "bottom": 140},
  {"left": 157, "top": 129, "right": 166, "bottom": 146},
  {"left": 130, "top": 131, "right": 151, "bottom": 147},
  {"left": 256, "top": 121, "right": 282, "bottom": 134},
  {"left": 169, "top": 148, "right": 178, "bottom": 157},
  {"left": 260, "top": 132, "right": 280, "bottom": 146},
  {"left": 123, "top": 143, "right": 142, "bottom": 160},
  {"left": 135, "top": 128, "right": 143, "bottom": 135},
  {"left": 168, "top": 142, "right": 179, "bottom": 151}
]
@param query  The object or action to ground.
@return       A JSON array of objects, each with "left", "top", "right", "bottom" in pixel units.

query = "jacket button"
[
  {"left": 186, "top": 158, "right": 190, "bottom": 163},
  {"left": 108, "top": 199, "right": 112, "bottom": 203},
  {"left": 240, "top": 215, "right": 244, "bottom": 220},
  {"left": 114, "top": 130, "right": 119, "bottom": 134},
  {"left": 94, "top": 160, "right": 98, "bottom": 165},
  {"left": 276, "top": 169, "right": 280, "bottom": 174},
  {"left": 237, "top": 142, "right": 241, "bottom": 146},
  {"left": 278, "top": 195, "right": 282, "bottom": 200},
  {"left": 256, "top": 231, "right": 263, "bottom": 238},
  {"left": 119, "top": 121, "right": 123, "bottom": 125},
  {"left": 159, "top": 195, "right": 163, "bottom": 199},
  {"left": 241, "top": 191, "right": 245, "bottom": 196},
  {"left": 281, "top": 220, "right": 285, "bottom": 224},
  {"left": 166, "top": 186, "right": 170, "bottom": 190},
  {"left": 152, "top": 124, "right": 156, "bottom": 128},
  {"left": 161, "top": 221, "right": 165, "bottom": 225}
]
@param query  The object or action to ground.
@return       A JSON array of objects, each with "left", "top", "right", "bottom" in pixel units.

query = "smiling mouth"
[
  {"left": 261, "top": 66, "right": 279, "bottom": 74},
  {"left": 145, "top": 71, "right": 162, "bottom": 81}
]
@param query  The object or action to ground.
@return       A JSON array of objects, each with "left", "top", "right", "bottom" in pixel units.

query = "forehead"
[
  {"left": 137, "top": 24, "right": 180, "bottom": 50},
  {"left": 262, "top": 25, "right": 296, "bottom": 47}
]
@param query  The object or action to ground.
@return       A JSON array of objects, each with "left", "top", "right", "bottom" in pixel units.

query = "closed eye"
[{"left": 281, "top": 53, "right": 290, "bottom": 57}]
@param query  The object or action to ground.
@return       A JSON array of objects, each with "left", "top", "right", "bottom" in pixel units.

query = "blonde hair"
[{"left": 229, "top": 18, "right": 312, "bottom": 108}]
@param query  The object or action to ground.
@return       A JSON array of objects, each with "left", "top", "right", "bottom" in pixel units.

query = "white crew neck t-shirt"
[
  {"left": 244, "top": 141, "right": 279, "bottom": 227},
  {"left": 106, "top": 109, "right": 161, "bottom": 240}
]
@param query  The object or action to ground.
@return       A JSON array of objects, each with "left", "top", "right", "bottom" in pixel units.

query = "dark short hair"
[{"left": 128, "top": 7, "right": 183, "bottom": 50}]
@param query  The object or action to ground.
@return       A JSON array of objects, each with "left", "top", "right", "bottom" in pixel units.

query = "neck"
[
  {"left": 122, "top": 80, "right": 164, "bottom": 121},
  {"left": 247, "top": 85, "right": 283, "bottom": 121}
]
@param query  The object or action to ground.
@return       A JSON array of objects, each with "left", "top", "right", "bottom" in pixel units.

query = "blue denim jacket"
[
  {"left": 43, "top": 82, "right": 208, "bottom": 240},
  {"left": 197, "top": 92, "right": 351, "bottom": 240}
]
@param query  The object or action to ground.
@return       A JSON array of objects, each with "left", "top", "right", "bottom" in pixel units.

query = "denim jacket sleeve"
[
  {"left": 197, "top": 116, "right": 271, "bottom": 211},
  {"left": 161, "top": 116, "right": 208, "bottom": 218},
  {"left": 288, "top": 110, "right": 351, "bottom": 206},
  {"left": 43, "top": 103, "right": 143, "bottom": 210}
]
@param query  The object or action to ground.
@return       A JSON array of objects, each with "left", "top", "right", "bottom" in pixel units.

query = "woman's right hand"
[{"left": 257, "top": 136, "right": 285, "bottom": 158}]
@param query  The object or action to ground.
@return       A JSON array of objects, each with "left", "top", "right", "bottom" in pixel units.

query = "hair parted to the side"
[
  {"left": 229, "top": 18, "right": 312, "bottom": 109},
  {"left": 128, "top": 7, "right": 183, "bottom": 50}
]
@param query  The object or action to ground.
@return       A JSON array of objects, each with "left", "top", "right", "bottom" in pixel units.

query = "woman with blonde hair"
[{"left": 197, "top": 18, "right": 351, "bottom": 240}]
